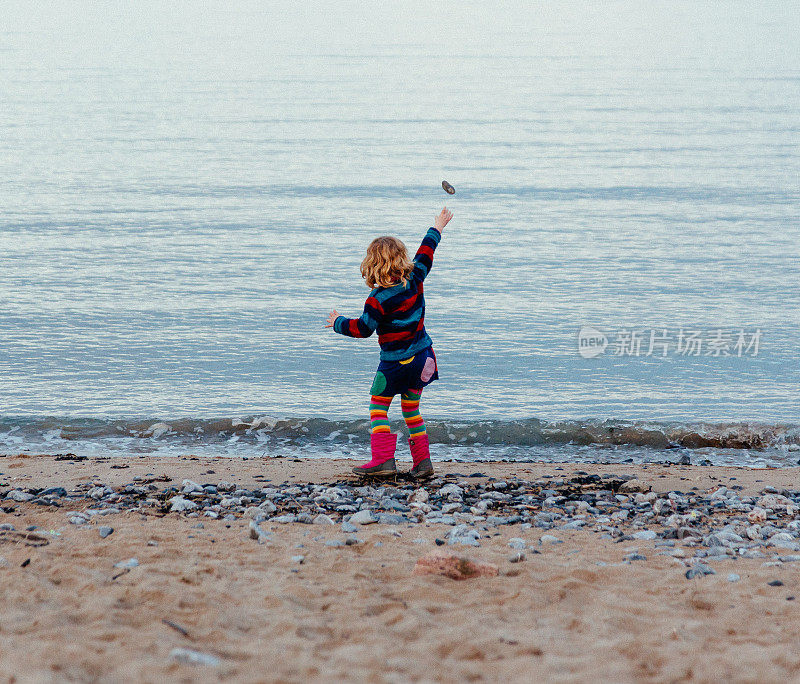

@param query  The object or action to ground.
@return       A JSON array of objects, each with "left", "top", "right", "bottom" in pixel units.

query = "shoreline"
[
  {"left": 4, "top": 415, "right": 800, "bottom": 469},
  {"left": 3, "top": 454, "right": 800, "bottom": 681},
  {"left": 5, "top": 452, "right": 800, "bottom": 491}
]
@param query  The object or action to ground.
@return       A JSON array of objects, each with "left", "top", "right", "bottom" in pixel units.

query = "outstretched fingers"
[
  {"left": 435, "top": 207, "right": 453, "bottom": 231},
  {"left": 324, "top": 309, "right": 339, "bottom": 327}
]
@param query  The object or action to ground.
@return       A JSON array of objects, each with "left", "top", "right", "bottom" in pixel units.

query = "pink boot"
[
  {"left": 408, "top": 434, "right": 434, "bottom": 480},
  {"left": 353, "top": 432, "right": 398, "bottom": 477}
]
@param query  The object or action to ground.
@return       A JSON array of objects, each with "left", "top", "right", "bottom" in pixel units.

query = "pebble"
[
  {"left": 768, "top": 533, "right": 799, "bottom": 550},
  {"left": 376, "top": 513, "right": 407, "bottom": 525},
  {"left": 539, "top": 535, "right": 563, "bottom": 545},
  {"left": 98, "top": 526, "right": 114, "bottom": 539},
  {"left": 447, "top": 525, "right": 481, "bottom": 547},
  {"left": 507, "top": 538, "right": 526, "bottom": 550},
  {"left": 114, "top": 558, "right": 139, "bottom": 569},
  {"left": 758, "top": 494, "right": 792, "bottom": 510},
  {"left": 618, "top": 479, "right": 649, "bottom": 494},
  {"left": 632, "top": 530, "right": 657, "bottom": 541},
  {"left": 271, "top": 515, "right": 297, "bottom": 524},
  {"left": 291, "top": 555, "right": 305, "bottom": 564},
  {"left": 349, "top": 510, "right": 377, "bottom": 525},
  {"left": 561, "top": 519, "right": 585, "bottom": 530},
  {"left": 40, "top": 487, "right": 67, "bottom": 497},
  {"left": 439, "top": 484, "right": 464, "bottom": 497},
  {"left": 259, "top": 501, "right": 277, "bottom": 514},
  {"left": 169, "top": 648, "right": 221, "bottom": 667},
  {"left": 727, "top": 573, "right": 741, "bottom": 582},
  {"left": 6, "top": 490, "right": 34, "bottom": 502},
  {"left": 181, "top": 480, "right": 204, "bottom": 494},
  {"left": 686, "top": 563, "right": 715, "bottom": 579},
  {"left": 169, "top": 496, "right": 197, "bottom": 512},
  {"left": 509, "top": 552, "right": 526, "bottom": 563},
  {"left": 408, "top": 489, "right": 429, "bottom": 504}
]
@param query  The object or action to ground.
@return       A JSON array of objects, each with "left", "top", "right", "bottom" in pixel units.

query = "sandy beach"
[{"left": 1, "top": 454, "right": 800, "bottom": 683}]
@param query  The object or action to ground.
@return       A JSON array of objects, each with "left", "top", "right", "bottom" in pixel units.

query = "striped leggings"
[{"left": 369, "top": 389, "right": 426, "bottom": 437}]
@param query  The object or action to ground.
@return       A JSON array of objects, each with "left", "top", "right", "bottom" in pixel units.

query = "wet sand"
[{"left": 2, "top": 454, "right": 800, "bottom": 683}]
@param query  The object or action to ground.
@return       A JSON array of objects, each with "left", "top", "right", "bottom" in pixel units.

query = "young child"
[{"left": 326, "top": 207, "right": 453, "bottom": 478}]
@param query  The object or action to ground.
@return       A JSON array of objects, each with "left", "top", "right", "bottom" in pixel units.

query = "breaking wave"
[{"left": 1, "top": 416, "right": 799, "bottom": 451}]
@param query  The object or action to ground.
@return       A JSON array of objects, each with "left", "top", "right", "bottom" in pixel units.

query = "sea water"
[{"left": 1, "top": 2, "right": 799, "bottom": 464}]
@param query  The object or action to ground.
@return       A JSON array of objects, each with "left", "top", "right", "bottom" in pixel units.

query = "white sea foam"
[{"left": 1, "top": 416, "right": 799, "bottom": 467}]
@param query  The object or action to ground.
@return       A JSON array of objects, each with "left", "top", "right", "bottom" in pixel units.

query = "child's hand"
[
  {"left": 434, "top": 207, "right": 453, "bottom": 232},
  {"left": 324, "top": 310, "right": 339, "bottom": 328}
]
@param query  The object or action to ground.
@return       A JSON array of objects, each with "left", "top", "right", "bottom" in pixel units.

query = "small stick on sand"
[{"left": 162, "top": 619, "right": 191, "bottom": 638}]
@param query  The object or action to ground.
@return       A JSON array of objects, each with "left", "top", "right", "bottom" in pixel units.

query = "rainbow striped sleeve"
[
  {"left": 412, "top": 227, "right": 441, "bottom": 282},
  {"left": 333, "top": 294, "right": 383, "bottom": 338}
]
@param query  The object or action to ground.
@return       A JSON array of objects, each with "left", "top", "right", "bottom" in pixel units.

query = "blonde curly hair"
[{"left": 360, "top": 236, "right": 414, "bottom": 289}]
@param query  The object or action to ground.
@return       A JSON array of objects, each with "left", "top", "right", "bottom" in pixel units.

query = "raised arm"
[{"left": 413, "top": 207, "right": 452, "bottom": 282}]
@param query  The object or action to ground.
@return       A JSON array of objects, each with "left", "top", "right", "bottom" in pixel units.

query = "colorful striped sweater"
[{"left": 334, "top": 227, "right": 441, "bottom": 361}]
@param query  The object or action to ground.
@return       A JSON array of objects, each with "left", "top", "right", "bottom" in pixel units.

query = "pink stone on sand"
[{"left": 413, "top": 550, "right": 499, "bottom": 580}]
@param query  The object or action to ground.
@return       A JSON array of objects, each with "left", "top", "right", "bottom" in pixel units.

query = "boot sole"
[
  {"left": 352, "top": 459, "right": 398, "bottom": 478},
  {"left": 352, "top": 468, "right": 398, "bottom": 479}
]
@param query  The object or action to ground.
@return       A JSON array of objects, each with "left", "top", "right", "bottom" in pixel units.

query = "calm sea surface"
[{"left": 1, "top": 2, "right": 799, "bottom": 463}]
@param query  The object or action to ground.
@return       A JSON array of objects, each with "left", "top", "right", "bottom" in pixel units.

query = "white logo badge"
[{"left": 578, "top": 326, "right": 607, "bottom": 358}]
